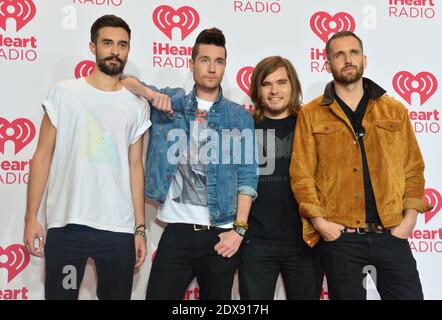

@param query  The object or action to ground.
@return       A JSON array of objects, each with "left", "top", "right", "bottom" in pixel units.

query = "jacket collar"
[
  {"left": 189, "top": 85, "right": 224, "bottom": 109},
  {"left": 320, "top": 77, "right": 386, "bottom": 106}
]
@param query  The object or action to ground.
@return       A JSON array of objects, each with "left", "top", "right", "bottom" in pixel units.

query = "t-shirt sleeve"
[
  {"left": 41, "top": 85, "right": 61, "bottom": 128},
  {"left": 131, "top": 99, "right": 151, "bottom": 145}
]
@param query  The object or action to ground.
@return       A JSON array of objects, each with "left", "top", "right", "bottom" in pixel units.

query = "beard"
[
  {"left": 331, "top": 63, "right": 364, "bottom": 85},
  {"left": 263, "top": 102, "right": 290, "bottom": 117},
  {"left": 97, "top": 55, "right": 126, "bottom": 76}
]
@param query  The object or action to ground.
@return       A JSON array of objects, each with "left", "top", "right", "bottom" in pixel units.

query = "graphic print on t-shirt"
[
  {"left": 78, "top": 111, "right": 121, "bottom": 169},
  {"left": 257, "top": 116, "right": 295, "bottom": 182},
  {"left": 170, "top": 109, "right": 209, "bottom": 207},
  {"left": 259, "top": 131, "right": 293, "bottom": 162}
]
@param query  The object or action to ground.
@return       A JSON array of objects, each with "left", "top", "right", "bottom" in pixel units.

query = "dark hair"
[
  {"left": 251, "top": 56, "right": 303, "bottom": 123},
  {"left": 325, "top": 31, "right": 363, "bottom": 60},
  {"left": 191, "top": 27, "right": 226, "bottom": 60},
  {"left": 90, "top": 15, "right": 131, "bottom": 44}
]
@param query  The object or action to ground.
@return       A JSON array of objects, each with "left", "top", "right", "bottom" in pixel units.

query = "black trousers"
[
  {"left": 320, "top": 230, "right": 423, "bottom": 300},
  {"left": 44, "top": 224, "right": 135, "bottom": 300},
  {"left": 239, "top": 240, "right": 323, "bottom": 300},
  {"left": 146, "top": 223, "right": 238, "bottom": 300}
]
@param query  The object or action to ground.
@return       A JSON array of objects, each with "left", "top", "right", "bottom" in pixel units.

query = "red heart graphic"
[
  {"left": 310, "top": 11, "right": 356, "bottom": 43},
  {"left": 153, "top": 5, "right": 200, "bottom": 41},
  {"left": 237, "top": 66, "right": 254, "bottom": 97},
  {"left": 424, "top": 188, "right": 442, "bottom": 225},
  {"left": 75, "top": 60, "right": 96, "bottom": 79},
  {"left": 0, "top": 244, "right": 30, "bottom": 283},
  {"left": 0, "top": 0, "right": 36, "bottom": 32},
  {"left": 0, "top": 118, "right": 36, "bottom": 155},
  {"left": 392, "top": 71, "right": 438, "bottom": 106}
]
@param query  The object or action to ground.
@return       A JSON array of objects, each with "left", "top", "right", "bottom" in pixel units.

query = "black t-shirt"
[
  {"left": 334, "top": 91, "right": 381, "bottom": 223},
  {"left": 247, "top": 116, "right": 302, "bottom": 247}
]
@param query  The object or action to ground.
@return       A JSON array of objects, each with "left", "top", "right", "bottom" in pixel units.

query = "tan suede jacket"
[{"left": 290, "top": 78, "right": 433, "bottom": 247}]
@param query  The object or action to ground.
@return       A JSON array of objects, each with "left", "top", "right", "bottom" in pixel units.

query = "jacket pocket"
[
  {"left": 312, "top": 122, "right": 344, "bottom": 160},
  {"left": 374, "top": 119, "right": 403, "bottom": 154},
  {"left": 312, "top": 122, "right": 344, "bottom": 135},
  {"left": 375, "top": 119, "right": 402, "bottom": 132}
]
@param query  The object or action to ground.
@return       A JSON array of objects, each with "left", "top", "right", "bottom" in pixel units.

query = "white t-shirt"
[
  {"left": 42, "top": 78, "right": 151, "bottom": 234},
  {"left": 158, "top": 97, "right": 232, "bottom": 229}
]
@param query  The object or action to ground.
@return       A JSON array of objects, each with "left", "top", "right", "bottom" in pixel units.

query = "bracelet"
[
  {"left": 233, "top": 221, "right": 248, "bottom": 237},
  {"left": 135, "top": 230, "right": 147, "bottom": 242},
  {"left": 234, "top": 221, "right": 248, "bottom": 229},
  {"left": 135, "top": 224, "right": 146, "bottom": 231}
]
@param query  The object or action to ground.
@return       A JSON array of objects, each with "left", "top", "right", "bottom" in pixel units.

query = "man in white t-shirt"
[{"left": 23, "top": 15, "right": 160, "bottom": 300}]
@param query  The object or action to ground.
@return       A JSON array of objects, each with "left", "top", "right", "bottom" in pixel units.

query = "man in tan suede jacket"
[{"left": 290, "top": 31, "right": 432, "bottom": 300}]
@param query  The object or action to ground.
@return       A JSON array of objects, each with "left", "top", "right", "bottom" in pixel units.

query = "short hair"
[
  {"left": 325, "top": 31, "right": 363, "bottom": 60},
  {"left": 251, "top": 56, "right": 303, "bottom": 123},
  {"left": 191, "top": 27, "right": 226, "bottom": 60},
  {"left": 90, "top": 14, "right": 131, "bottom": 44}
]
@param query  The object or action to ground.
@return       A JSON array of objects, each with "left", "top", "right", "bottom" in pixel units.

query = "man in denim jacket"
[{"left": 123, "top": 28, "right": 258, "bottom": 300}]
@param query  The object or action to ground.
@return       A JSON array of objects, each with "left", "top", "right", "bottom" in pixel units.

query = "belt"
[
  {"left": 342, "top": 222, "right": 385, "bottom": 234},
  {"left": 166, "top": 223, "right": 221, "bottom": 232},
  {"left": 193, "top": 224, "right": 212, "bottom": 231}
]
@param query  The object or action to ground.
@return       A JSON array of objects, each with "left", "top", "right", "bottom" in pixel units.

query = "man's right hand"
[
  {"left": 23, "top": 217, "right": 45, "bottom": 257},
  {"left": 311, "top": 217, "right": 345, "bottom": 242}
]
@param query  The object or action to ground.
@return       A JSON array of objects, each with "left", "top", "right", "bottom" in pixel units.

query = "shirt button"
[
  {"left": 353, "top": 167, "right": 358, "bottom": 173},
  {"left": 356, "top": 220, "right": 362, "bottom": 224},
  {"left": 355, "top": 193, "right": 360, "bottom": 199},
  {"left": 352, "top": 140, "right": 357, "bottom": 145}
]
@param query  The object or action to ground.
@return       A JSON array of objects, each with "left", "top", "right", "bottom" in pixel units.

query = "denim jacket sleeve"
[{"left": 237, "top": 110, "right": 258, "bottom": 200}]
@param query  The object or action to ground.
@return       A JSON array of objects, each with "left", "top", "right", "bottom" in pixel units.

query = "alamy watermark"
[{"left": 166, "top": 121, "right": 277, "bottom": 175}]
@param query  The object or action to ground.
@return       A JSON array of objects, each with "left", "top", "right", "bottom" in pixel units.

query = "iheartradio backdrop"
[{"left": 0, "top": 0, "right": 441, "bottom": 300}]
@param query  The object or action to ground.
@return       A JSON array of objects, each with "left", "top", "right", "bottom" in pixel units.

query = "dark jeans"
[
  {"left": 320, "top": 230, "right": 423, "bottom": 300},
  {"left": 239, "top": 240, "right": 323, "bottom": 300},
  {"left": 44, "top": 224, "right": 135, "bottom": 300},
  {"left": 146, "top": 223, "right": 239, "bottom": 300}
]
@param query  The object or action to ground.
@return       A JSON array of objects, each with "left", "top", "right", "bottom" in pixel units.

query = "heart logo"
[
  {"left": 74, "top": 60, "right": 96, "bottom": 79},
  {"left": 392, "top": 71, "right": 438, "bottom": 106},
  {"left": 0, "top": 118, "right": 36, "bottom": 155},
  {"left": 237, "top": 66, "right": 254, "bottom": 97},
  {"left": 424, "top": 188, "right": 442, "bottom": 225},
  {"left": 0, "top": 244, "right": 30, "bottom": 283},
  {"left": 153, "top": 5, "right": 200, "bottom": 41},
  {"left": 310, "top": 11, "right": 356, "bottom": 43},
  {"left": 0, "top": 0, "right": 36, "bottom": 32}
]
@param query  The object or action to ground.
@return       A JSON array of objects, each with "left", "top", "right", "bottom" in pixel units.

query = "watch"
[{"left": 233, "top": 221, "right": 248, "bottom": 237}]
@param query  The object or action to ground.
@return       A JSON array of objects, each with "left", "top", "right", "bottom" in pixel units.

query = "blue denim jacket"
[{"left": 144, "top": 86, "right": 258, "bottom": 226}]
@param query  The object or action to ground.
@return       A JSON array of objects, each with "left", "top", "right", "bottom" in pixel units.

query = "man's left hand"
[
  {"left": 134, "top": 236, "right": 147, "bottom": 268},
  {"left": 390, "top": 208, "right": 419, "bottom": 240},
  {"left": 214, "top": 230, "right": 243, "bottom": 258}
]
